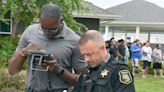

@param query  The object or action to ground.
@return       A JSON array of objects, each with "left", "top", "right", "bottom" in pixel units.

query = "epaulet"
[
  {"left": 109, "top": 60, "right": 127, "bottom": 66},
  {"left": 107, "top": 60, "right": 128, "bottom": 67}
]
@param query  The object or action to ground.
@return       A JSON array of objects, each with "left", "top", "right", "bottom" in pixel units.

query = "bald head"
[{"left": 79, "top": 30, "right": 105, "bottom": 46}]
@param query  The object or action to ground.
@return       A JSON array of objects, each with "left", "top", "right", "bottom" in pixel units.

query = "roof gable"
[
  {"left": 73, "top": 1, "right": 120, "bottom": 20},
  {"left": 106, "top": 0, "right": 164, "bottom": 22}
]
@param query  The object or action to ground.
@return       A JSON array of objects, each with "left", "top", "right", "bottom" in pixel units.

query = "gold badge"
[
  {"left": 118, "top": 70, "right": 132, "bottom": 85},
  {"left": 100, "top": 69, "right": 109, "bottom": 78}
]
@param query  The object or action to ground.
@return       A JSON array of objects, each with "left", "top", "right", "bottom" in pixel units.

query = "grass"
[
  {"left": 135, "top": 74, "right": 164, "bottom": 92},
  {"left": 1, "top": 68, "right": 164, "bottom": 92}
]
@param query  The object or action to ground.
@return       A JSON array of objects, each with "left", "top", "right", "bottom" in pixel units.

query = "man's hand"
[
  {"left": 20, "top": 43, "right": 41, "bottom": 56},
  {"left": 42, "top": 59, "right": 61, "bottom": 73}
]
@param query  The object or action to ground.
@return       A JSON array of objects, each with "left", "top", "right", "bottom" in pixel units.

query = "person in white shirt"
[{"left": 141, "top": 41, "right": 152, "bottom": 78}]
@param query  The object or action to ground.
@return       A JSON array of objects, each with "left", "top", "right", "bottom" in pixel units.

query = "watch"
[{"left": 57, "top": 66, "right": 65, "bottom": 75}]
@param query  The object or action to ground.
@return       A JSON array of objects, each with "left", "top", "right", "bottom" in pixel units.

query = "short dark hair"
[
  {"left": 118, "top": 39, "right": 124, "bottom": 43},
  {"left": 156, "top": 44, "right": 160, "bottom": 48},
  {"left": 135, "top": 39, "right": 140, "bottom": 42},
  {"left": 79, "top": 30, "right": 105, "bottom": 45},
  {"left": 40, "top": 4, "right": 61, "bottom": 19}
]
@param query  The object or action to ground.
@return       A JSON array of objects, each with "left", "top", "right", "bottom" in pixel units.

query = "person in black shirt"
[
  {"left": 118, "top": 39, "right": 126, "bottom": 62},
  {"left": 109, "top": 38, "right": 119, "bottom": 61}
]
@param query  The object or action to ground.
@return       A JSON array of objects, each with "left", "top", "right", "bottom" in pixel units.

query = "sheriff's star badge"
[{"left": 100, "top": 69, "right": 109, "bottom": 78}]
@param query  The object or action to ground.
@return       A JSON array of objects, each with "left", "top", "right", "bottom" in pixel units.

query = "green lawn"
[
  {"left": 1, "top": 68, "right": 164, "bottom": 92},
  {"left": 135, "top": 74, "right": 164, "bottom": 92}
]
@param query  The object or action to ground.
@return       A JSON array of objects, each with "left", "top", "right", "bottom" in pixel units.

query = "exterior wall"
[
  {"left": 150, "top": 32, "right": 164, "bottom": 44},
  {"left": 74, "top": 17, "right": 100, "bottom": 30},
  {"left": 103, "top": 27, "right": 164, "bottom": 44}
]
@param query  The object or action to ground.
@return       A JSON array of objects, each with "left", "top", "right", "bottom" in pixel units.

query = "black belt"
[{"left": 25, "top": 88, "right": 68, "bottom": 92}]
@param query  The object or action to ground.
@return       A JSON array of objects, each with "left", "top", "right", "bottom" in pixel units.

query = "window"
[{"left": 0, "top": 11, "right": 12, "bottom": 34}]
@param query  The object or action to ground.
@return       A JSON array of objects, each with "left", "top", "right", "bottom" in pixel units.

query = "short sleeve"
[
  {"left": 15, "top": 26, "right": 31, "bottom": 53},
  {"left": 130, "top": 45, "right": 136, "bottom": 52},
  {"left": 71, "top": 43, "right": 87, "bottom": 69},
  {"left": 111, "top": 65, "right": 135, "bottom": 92}
]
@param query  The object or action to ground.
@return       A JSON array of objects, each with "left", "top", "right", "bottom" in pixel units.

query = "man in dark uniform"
[{"left": 72, "top": 30, "right": 135, "bottom": 92}]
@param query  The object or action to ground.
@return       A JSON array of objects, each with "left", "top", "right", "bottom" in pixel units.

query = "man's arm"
[
  {"left": 46, "top": 42, "right": 86, "bottom": 86},
  {"left": 46, "top": 60, "right": 85, "bottom": 86},
  {"left": 8, "top": 50, "right": 27, "bottom": 75},
  {"left": 59, "top": 67, "right": 82, "bottom": 85},
  {"left": 8, "top": 43, "right": 40, "bottom": 75},
  {"left": 131, "top": 46, "right": 140, "bottom": 52},
  {"left": 61, "top": 41, "right": 86, "bottom": 85},
  {"left": 132, "top": 49, "right": 140, "bottom": 52}
]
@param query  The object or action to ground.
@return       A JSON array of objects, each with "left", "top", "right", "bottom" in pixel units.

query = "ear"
[{"left": 99, "top": 43, "right": 106, "bottom": 50}]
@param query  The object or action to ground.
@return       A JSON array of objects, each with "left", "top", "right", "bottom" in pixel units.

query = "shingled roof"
[
  {"left": 73, "top": 1, "right": 120, "bottom": 20},
  {"left": 83, "top": 1, "right": 112, "bottom": 15},
  {"left": 106, "top": 0, "right": 164, "bottom": 22}
]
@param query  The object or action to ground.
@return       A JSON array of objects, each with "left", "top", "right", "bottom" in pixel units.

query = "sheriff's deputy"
[{"left": 72, "top": 30, "right": 135, "bottom": 92}]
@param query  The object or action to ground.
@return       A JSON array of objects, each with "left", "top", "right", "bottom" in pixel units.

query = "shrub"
[
  {"left": 0, "top": 68, "right": 25, "bottom": 91},
  {"left": 0, "top": 36, "right": 18, "bottom": 68},
  {"left": 0, "top": 36, "right": 25, "bottom": 90},
  {"left": 128, "top": 59, "right": 164, "bottom": 75}
]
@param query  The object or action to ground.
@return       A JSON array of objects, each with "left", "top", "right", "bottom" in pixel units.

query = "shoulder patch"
[{"left": 118, "top": 70, "right": 132, "bottom": 85}]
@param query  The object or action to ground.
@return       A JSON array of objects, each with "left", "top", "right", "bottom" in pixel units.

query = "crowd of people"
[{"left": 105, "top": 38, "right": 164, "bottom": 78}]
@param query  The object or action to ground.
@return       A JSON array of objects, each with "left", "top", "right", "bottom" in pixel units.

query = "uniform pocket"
[
  {"left": 95, "top": 78, "right": 108, "bottom": 85},
  {"left": 93, "top": 78, "right": 110, "bottom": 92}
]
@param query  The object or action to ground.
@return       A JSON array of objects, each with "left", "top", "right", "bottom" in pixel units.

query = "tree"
[{"left": 0, "top": 0, "right": 87, "bottom": 39}]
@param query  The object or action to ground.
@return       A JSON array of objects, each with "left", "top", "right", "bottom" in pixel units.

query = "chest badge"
[{"left": 100, "top": 69, "right": 109, "bottom": 78}]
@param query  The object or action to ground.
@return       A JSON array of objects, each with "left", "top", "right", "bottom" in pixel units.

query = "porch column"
[
  {"left": 125, "top": 31, "right": 127, "bottom": 40},
  {"left": 112, "top": 29, "right": 114, "bottom": 38},
  {"left": 105, "top": 25, "right": 109, "bottom": 40},
  {"left": 135, "top": 26, "right": 140, "bottom": 39},
  {"left": 148, "top": 32, "right": 150, "bottom": 42}
]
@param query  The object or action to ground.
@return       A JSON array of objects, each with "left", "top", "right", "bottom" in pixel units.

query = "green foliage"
[
  {"left": 0, "top": 36, "right": 25, "bottom": 90},
  {"left": 0, "top": 36, "right": 18, "bottom": 67},
  {"left": 128, "top": 60, "right": 164, "bottom": 74},
  {"left": 0, "top": 68, "right": 25, "bottom": 90},
  {"left": 0, "top": 0, "right": 87, "bottom": 37}
]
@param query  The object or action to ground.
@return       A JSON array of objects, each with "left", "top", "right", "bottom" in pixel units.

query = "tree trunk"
[{"left": 11, "top": 18, "right": 20, "bottom": 40}]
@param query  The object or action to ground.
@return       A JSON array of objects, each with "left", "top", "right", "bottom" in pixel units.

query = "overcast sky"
[{"left": 85, "top": 0, "right": 164, "bottom": 9}]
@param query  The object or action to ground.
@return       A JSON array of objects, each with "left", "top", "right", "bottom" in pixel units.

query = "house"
[
  {"left": 102, "top": 0, "right": 164, "bottom": 44},
  {"left": 73, "top": 1, "right": 120, "bottom": 31}
]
